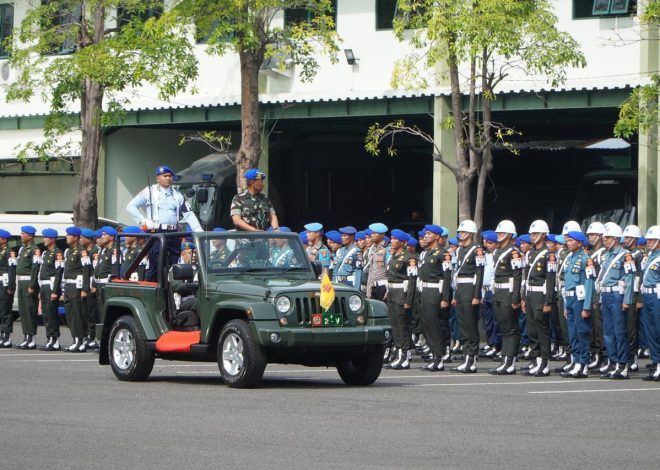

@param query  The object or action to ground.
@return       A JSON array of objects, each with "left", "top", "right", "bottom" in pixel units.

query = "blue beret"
[
  {"left": 212, "top": 227, "right": 226, "bottom": 233},
  {"left": 101, "top": 226, "right": 117, "bottom": 237},
  {"left": 448, "top": 237, "right": 459, "bottom": 246},
  {"left": 299, "top": 231, "right": 309, "bottom": 244},
  {"left": 356, "top": 231, "right": 366, "bottom": 241},
  {"left": 244, "top": 169, "right": 266, "bottom": 180},
  {"left": 94, "top": 230, "right": 103, "bottom": 238},
  {"left": 391, "top": 229, "right": 408, "bottom": 242},
  {"left": 21, "top": 225, "right": 37, "bottom": 235},
  {"left": 122, "top": 226, "right": 144, "bottom": 235},
  {"left": 547, "top": 234, "right": 558, "bottom": 243},
  {"left": 304, "top": 222, "right": 323, "bottom": 232},
  {"left": 66, "top": 227, "right": 81, "bottom": 237},
  {"left": 181, "top": 240, "right": 194, "bottom": 250},
  {"left": 518, "top": 234, "right": 532, "bottom": 244},
  {"left": 555, "top": 235, "right": 566, "bottom": 245},
  {"left": 79, "top": 228, "right": 95, "bottom": 239},
  {"left": 408, "top": 237, "right": 418, "bottom": 247},
  {"left": 638, "top": 237, "right": 647, "bottom": 246},
  {"left": 364, "top": 229, "right": 373, "bottom": 236},
  {"left": 326, "top": 230, "right": 342, "bottom": 244},
  {"left": 566, "top": 231, "right": 588, "bottom": 245},
  {"left": 424, "top": 224, "right": 444, "bottom": 235},
  {"left": 482, "top": 231, "right": 498, "bottom": 243},
  {"left": 42, "top": 228, "right": 58, "bottom": 238},
  {"left": 368, "top": 222, "right": 388, "bottom": 234},
  {"left": 418, "top": 229, "right": 426, "bottom": 237},
  {"left": 156, "top": 165, "right": 174, "bottom": 176},
  {"left": 440, "top": 226, "right": 449, "bottom": 237},
  {"left": 339, "top": 226, "right": 357, "bottom": 235},
  {"left": 278, "top": 226, "right": 292, "bottom": 233},
  {"left": 0, "top": 229, "right": 11, "bottom": 238}
]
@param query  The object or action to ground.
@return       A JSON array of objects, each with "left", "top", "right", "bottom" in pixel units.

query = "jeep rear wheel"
[
  {"left": 217, "top": 319, "right": 267, "bottom": 388},
  {"left": 336, "top": 346, "right": 384, "bottom": 386},
  {"left": 108, "top": 315, "right": 155, "bottom": 381}
]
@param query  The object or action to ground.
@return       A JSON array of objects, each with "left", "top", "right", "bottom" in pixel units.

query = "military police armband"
[
  {"left": 475, "top": 249, "right": 486, "bottom": 267},
  {"left": 623, "top": 254, "right": 636, "bottom": 273},
  {"left": 585, "top": 258, "right": 596, "bottom": 279},
  {"left": 55, "top": 260, "right": 64, "bottom": 269},
  {"left": 442, "top": 261, "right": 451, "bottom": 271},
  {"left": 33, "top": 255, "right": 43, "bottom": 265},
  {"left": 81, "top": 256, "right": 91, "bottom": 267}
]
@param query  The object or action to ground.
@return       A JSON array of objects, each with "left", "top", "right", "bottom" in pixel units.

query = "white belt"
[
  {"left": 373, "top": 279, "right": 388, "bottom": 287},
  {"left": 388, "top": 282, "right": 405, "bottom": 289},
  {"left": 160, "top": 224, "right": 178, "bottom": 231},
  {"left": 563, "top": 289, "right": 576, "bottom": 297},
  {"left": 600, "top": 286, "right": 622, "bottom": 294},
  {"left": 38, "top": 280, "right": 53, "bottom": 287},
  {"left": 64, "top": 279, "right": 79, "bottom": 285},
  {"left": 493, "top": 282, "right": 511, "bottom": 290},
  {"left": 527, "top": 285, "right": 545, "bottom": 293},
  {"left": 457, "top": 277, "right": 475, "bottom": 284},
  {"left": 92, "top": 275, "right": 110, "bottom": 284},
  {"left": 420, "top": 281, "right": 442, "bottom": 289},
  {"left": 16, "top": 275, "right": 32, "bottom": 281},
  {"left": 641, "top": 287, "right": 657, "bottom": 294}
]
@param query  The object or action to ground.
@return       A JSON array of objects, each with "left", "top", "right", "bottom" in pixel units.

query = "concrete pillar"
[{"left": 432, "top": 96, "right": 458, "bottom": 233}]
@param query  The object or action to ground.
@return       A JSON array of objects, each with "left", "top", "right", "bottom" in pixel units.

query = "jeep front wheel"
[
  {"left": 217, "top": 319, "right": 267, "bottom": 388},
  {"left": 108, "top": 315, "right": 155, "bottom": 381},
  {"left": 336, "top": 346, "right": 384, "bottom": 386}
]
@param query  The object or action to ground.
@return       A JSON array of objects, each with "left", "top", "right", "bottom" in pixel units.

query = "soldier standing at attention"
[
  {"left": 62, "top": 227, "right": 91, "bottom": 352},
  {"left": 366, "top": 223, "right": 389, "bottom": 301},
  {"left": 585, "top": 222, "right": 607, "bottom": 370},
  {"left": 451, "top": 220, "right": 484, "bottom": 373},
  {"left": 15, "top": 226, "right": 39, "bottom": 349},
  {"left": 230, "top": 169, "right": 279, "bottom": 232},
  {"left": 89, "top": 227, "right": 118, "bottom": 350},
  {"left": 304, "top": 222, "right": 331, "bottom": 269},
  {"left": 640, "top": 226, "right": 660, "bottom": 381},
  {"left": 386, "top": 229, "right": 417, "bottom": 370},
  {"left": 621, "top": 224, "right": 644, "bottom": 372},
  {"left": 0, "top": 229, "right": 16, "bottom": 348},
  {"left": 521, "top": 220, "right": 556, "bottom": 377},
  {"left": 490, "top": 221, "right": 524, "bottom": 375},
  {"left": 333, "top": 227, "right": 363, "bottom": 289},
  {"left": 480, "top": 231, "right": 501, "bottom": 360},
  {"left": 560, "top": 231, "right": 595, "bottom": 379},
  {"left": 38, "top": 229, "right": 63, "bottom": 350},
  {"left": 121, "top": 226, "right": 146, "bottom": 279}
]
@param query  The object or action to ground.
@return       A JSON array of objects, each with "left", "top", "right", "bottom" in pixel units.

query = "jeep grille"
[{"left": 294, "top": 296, "right": 349, "bottom": 325}]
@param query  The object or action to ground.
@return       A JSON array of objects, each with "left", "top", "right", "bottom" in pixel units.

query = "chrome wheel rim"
[
  {"left": 222, "top": 332, "right": 244, "bottom": 377},
  {"left": 112, "top": 328, "right": 135, "bottom": 371}
]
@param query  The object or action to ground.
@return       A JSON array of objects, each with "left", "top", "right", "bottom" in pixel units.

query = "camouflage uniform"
[{"left": 230, "top": 190, "right": 276, "bottom": 231}]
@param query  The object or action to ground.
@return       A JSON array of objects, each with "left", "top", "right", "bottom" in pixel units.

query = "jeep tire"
[
  {"left": 336, "top": 345, "right": 384, "bottom": 386},
  {"left": 218, "top": 319, "right": 267, "bottom": 388},
  {"left": 108, "top": 315, "right": 155, "bottom": 381}
]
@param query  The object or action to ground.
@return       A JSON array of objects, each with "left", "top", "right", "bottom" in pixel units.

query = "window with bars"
[
  {"left": 0, "top": 4, "right": 13, "bottom": 58},
  {"left": 573, "top": 0, "right": 637, "bottom": 19},
  {"left": 284, "top": 1, "right": 337, "bottom": 29}
]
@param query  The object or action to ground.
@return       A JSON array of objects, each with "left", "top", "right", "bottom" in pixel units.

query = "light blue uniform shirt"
[
  {"left": 641, "top": 250, "right": 660, "bottom": 288},
  {"left": 127, "top": 184, "right": 202, "bottom": 231},
  {"left": 333, "top": 243, "right": 363, "bottom": 288},
  {"left": 596, "top": 245, "right": 634, "bottom": 305},
  {"left": 563, "top": 249, "right": 595, "bottom": 311}
]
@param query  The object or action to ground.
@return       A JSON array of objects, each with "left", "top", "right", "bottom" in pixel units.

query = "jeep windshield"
[{"left": 197, "top": 232, "right": 312, "bottom": 276}]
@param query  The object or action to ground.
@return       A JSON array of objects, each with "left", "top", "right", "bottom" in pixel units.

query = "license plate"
[{"left": 311, "top": 313, "right": 343, "bottom": 327}]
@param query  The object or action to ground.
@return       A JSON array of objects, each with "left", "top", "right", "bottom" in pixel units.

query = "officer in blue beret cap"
[
  {"left": 518, "top": 234, "right": 532, "bottom": 245},
  {"left": 121, "top": 226, "right": 146, "bottom": 281},
  {"left": 122, "top": 226, "right": 144, "bottom": 235},
  {"left": 35, "top": 228, "right": 64, "bottom": 350},
  {"left": 304, "top": 222, "right": 323, "bottom": 233},
  {"left": 88, "top": 227, "right": 119, "bottom": 349},
  {"left": 305, "top": 224, "right": 331, "bottom": 270},
  {"left": 65, "top": 227, "right": 81, "bottom": 237},
  {"left": 155, "top": 165, "right": 174, "bottom": 176},
  {"left": 61, "top": 226, "right": 90, "bottom": 351},
  {"left": 418, "top": 229, "right": 426, "bottom": 238},
  {"left": 325, "top": 231, "right": 343, "bottom": 276},
  {"left": 368, "top": 222, "right": 388, "bottom": 234},
  {"left": 101, "top": 226, "right": 117, "bottom": 238},
  {"left": 339, "top": 226, "right": 357, "bottom": 235},
  {"left": 21, "top": 226, "right": 37, "bottom": 235},
  {"left": 481, "top": 230, "right": 499, "bottom": 243},
  {"left": 0, "top": 228, "right": 17, "bottom": 348},
  {"left": 79, "top": 228, "right": 94, "bottom": 240},
  {"left": 333, "top": 226, "right": 363, "bottom": 289},
  {"left": 326, "top": 230, "right": 342, "bottom": 245},
  {"left": 278, "top": 226, "right": 292, "bottom": 233},
  {"left": 41, "top": 228, "right": 58, "bottom": 239},
  {"left": 407, "top": 237, "right": 418, "bottom": 250},
  {"left": 0, "top": 229, "right": 12, "bottom": 239},
  {"left": 14, "top": 223, "right": 40, "bottom": 349},
  {"left": 638, "top": 237, "right": 647, "bottom": 246},
  {"left": 390, "top": 229, "right": 408, "bottom": 242},
  {"left": 356, "top": 231, "right": 366, "bottom": 241},
  {"left": 449, "top": 237, "right": 458, "bottom": 246},
  {"left": 365, "top": 228, "right": 374, "bottom": 237},
  {"left": 365, "top": 225, "right": 389, "bottom": 301},
  {"left": 424, "top": 224, "right": 443, "bottom": 235}
]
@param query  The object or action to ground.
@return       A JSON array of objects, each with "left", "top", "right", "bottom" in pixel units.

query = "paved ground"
[{"left": 1, "top": 326, "right": 659, "bottom": 470}]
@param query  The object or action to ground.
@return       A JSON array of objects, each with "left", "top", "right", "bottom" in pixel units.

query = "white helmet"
[
  {"left": 645, "top": 225, "right": 660, "bottom": 240},
  {"left": 622, "top": 225, "right": 642, "bottom": 238},
  {"left": 562, "top": 220, "right": 581, "bottom": 235},
  {"left": 602, "top": 222, "right": 623, "bottom": 238},
  {"left": 457, "top": 220, "right": 478, "bottom": 233},
  {"left": 528, "top": 220, "right": 549, "bottom": 234},
  {"left": 495, "top": 220, "right": 517, "bottom": 236},
  {"left": 586, "top": 222, "right": 605, "bottom": 235}
]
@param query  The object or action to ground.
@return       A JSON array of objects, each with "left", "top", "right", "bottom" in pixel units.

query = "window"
[
  {"left": 0, "top": 4, "right": 12, "bottom": 58},
  {"left": 284, "top": 0, "right": 337, "bottom": 29},
  {"left": 41, "top": 1, "right": 82, "bottom": 55},
  {"left": 573, "top": 0, "right": 636, "bottom": 19},
  {"left": 117, "top": 1, "right": 163, "bottom": 29},
  {"left": 376, "top": 0, "right": 397, "bottom": 30}
]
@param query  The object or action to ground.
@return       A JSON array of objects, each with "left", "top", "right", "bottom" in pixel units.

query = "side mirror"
[
  {"left": 172, "top": 263, "right": 194, "bottom": 281},
  {"left": 311, "top": 261, "right": 323, "bottom": 278},
  {"left": 196, "top": 187, "right": 209, "bottom": 204}
]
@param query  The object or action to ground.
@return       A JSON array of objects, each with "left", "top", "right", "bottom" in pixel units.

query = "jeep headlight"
[
  {"left": 276, "top": 296, "right": 291, "bottom": 313},
  {"left": 348, "top": 295, "right": 363, "bottom": 312}
]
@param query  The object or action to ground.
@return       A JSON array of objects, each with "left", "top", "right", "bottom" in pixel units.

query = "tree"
[
  {"left": 365, "top": 0, "right": 585, "bottom": 229},
  {"left": 172, "top": 0, "right": 339, "bottom": 190},
  {"left": 615, "top": 0, "right": 660, "bottom": 141},
  {"left": 4, "top": 1, "right": 198, "bottom": 227}
]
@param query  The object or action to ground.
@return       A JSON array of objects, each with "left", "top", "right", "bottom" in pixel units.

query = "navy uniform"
[
  {"left": 451, "top": 220, "right": 484, "bottom": 373},
  {"left": 61, "top": 227, "right": 91, "bottom": 352},
  {"left": 334, "top": 227, "right": 363, "bottom": 289},
  {"left": 386, "top": 229, "right": 417, "bottom": 369},
  {"left": 622, "top": 225, "right": 644, "bottom": 371},
  {"left": 560, "top": 231, "right": 595, "bottom": 379},
  {"left": 38, "top": 229, "right": 64, "bottom": 350},
  {"left": 0, "top": 229, "right": 17, "bottom": 348},
  {"left": 489, "top": 221, "right": 524, "bottom": 376},
  {"left": 366, "top": 223, "right": 389, "bottom": 300},
  {"left": 639, "top": 226, "right": 660, "bottom": 381},
  {"left": 304, "top": 223, "right": 332, "bottom": 270},
  {"left": 521, "top": 220, "right": 556, "bottom": 376},
  {"left": 418, "top": 225, "right": 452, "bottom": 371}
]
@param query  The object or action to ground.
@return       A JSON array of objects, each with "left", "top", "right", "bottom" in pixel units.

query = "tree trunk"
[
  {"left": 236, "top": 48, "right": 265, "bottom": 191},
  {"left": 73, "top": 77, "right": 103, "bottom": 228},
  {"left": 448, "top": 56, "right": 472, "bottom": 223},
  {"left": 474, "top": 49, "right": 494, "bottom": 232}
]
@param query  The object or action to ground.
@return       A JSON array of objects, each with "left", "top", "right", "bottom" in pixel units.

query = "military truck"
[{"left": 97, "top": 231, "right": 391, "bottom": 388}]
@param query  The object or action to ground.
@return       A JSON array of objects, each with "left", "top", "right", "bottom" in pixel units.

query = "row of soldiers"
[
  {"left": 299, "top": 219, "right": 660, "bottom": 381},
  {"left": 0, "top": 225, "right": 148, "bottom": 352}
]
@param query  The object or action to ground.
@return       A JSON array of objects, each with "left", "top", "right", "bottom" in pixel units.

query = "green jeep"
[{"left": 98, "top": 231, "right": 391, "bottom": 388}]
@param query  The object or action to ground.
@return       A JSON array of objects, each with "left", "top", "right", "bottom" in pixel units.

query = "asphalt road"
[{"left": 1, "top": 326, "right": 659, "bottom": 470}]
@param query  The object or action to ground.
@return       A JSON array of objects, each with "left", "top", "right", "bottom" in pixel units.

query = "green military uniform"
[
  {"left": 38, "top": 245, "right": 63, "bottom": 348},
  {"left": 386, "top": 247, "right": 417, "bottom": 369},
  {"left": 63, "top": 243, "right": 90, "bottom": 351},
  {"left": 122, "top": 244, "right": 147, "bottom": 281},
  {"left": 523, "top": 244, "right": 557, "bottom": 365},
  {"left": 230, "top": 190, "right": 275, "bottom": 231},
  {"left": 588, "top": 246, "right": 606, "bottom": 366},
  {"left": 452, "top": 242, "right": 485, "bottom": 359},
  {"left": 209, "top": 245, "right": 230, "bottom": 266},
  {"left": 15, "top": 240, "right": 39, "bottom": 347},
  {"left": 418, "top": 246, "right": 452, "bottom": 369},
  {"left": 0, "top": 242, "right": 17, "bottom": 347},
  {"left": 627, "top": 245, "right": 644, "bottom": 367},
  {"left": 556, "top": 245, "right": 572, "bottom": 359},
  {"left": 90, "top": 245, "right": 115, "bottom": 346}
]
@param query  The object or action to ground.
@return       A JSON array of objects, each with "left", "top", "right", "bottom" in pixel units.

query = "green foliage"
[{"left": 173, "top": 0, "right": 340, "bottom": 83}]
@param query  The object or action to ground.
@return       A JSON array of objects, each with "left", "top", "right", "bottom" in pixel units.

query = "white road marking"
[
  {"left": 402, "top": 379, "right": 603, "bottom": 387},
  {"left": 529, "top": 387, "right": 660, "bottom": 395}
]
